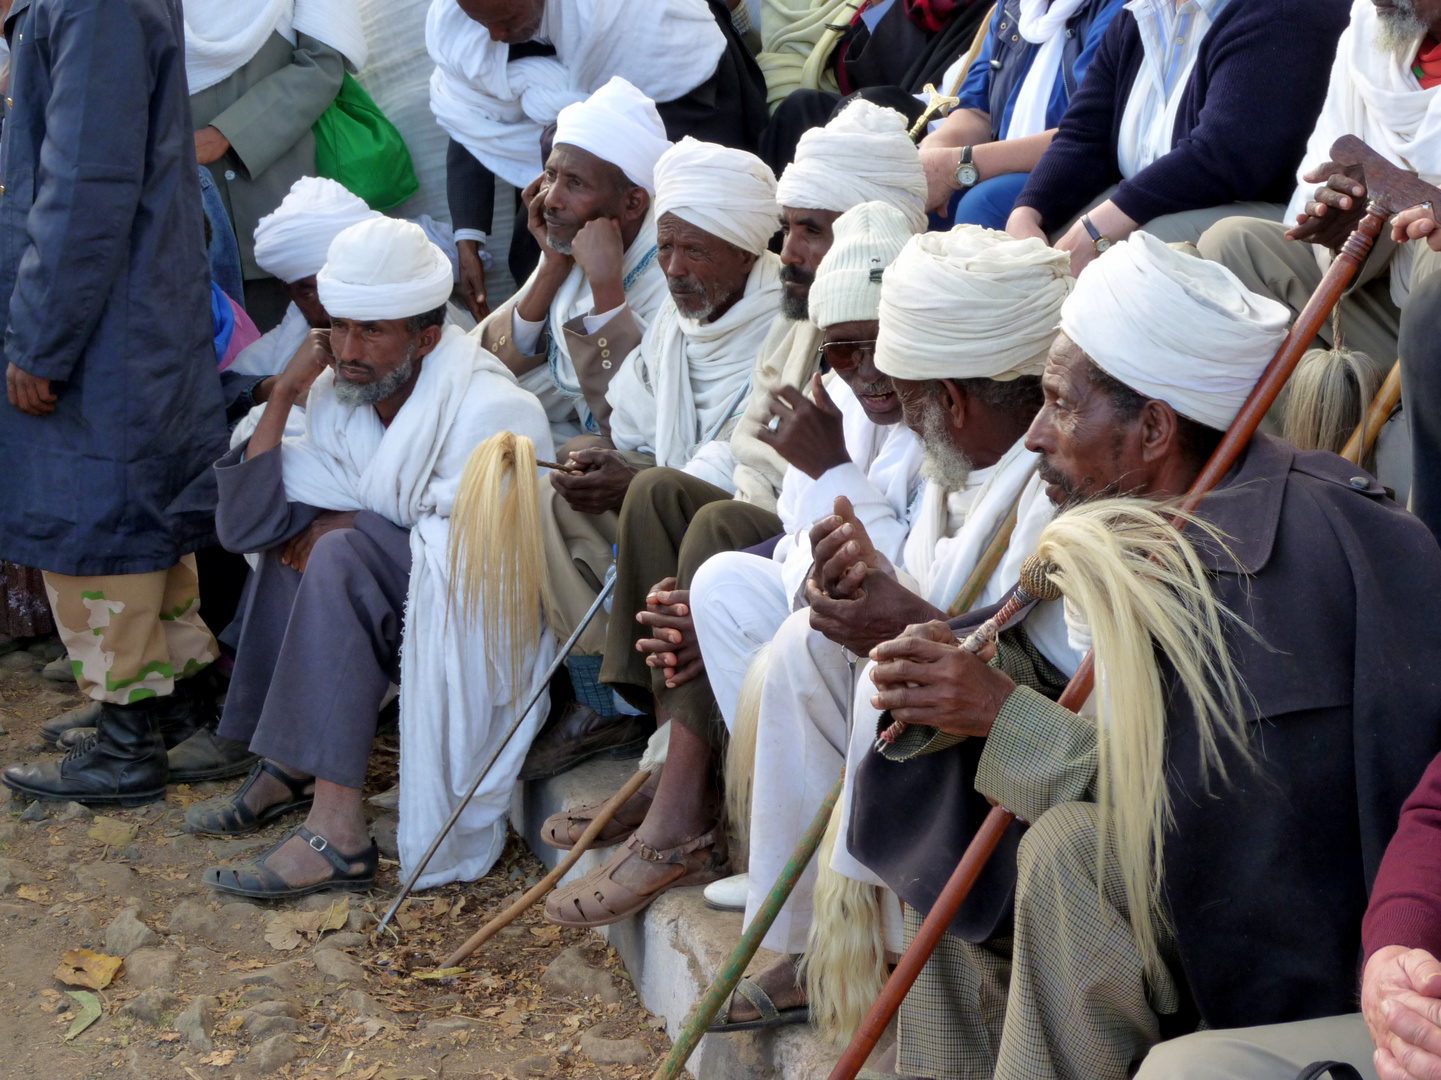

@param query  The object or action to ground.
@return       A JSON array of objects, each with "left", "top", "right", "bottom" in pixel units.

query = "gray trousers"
[
  {"left": 1134, "top": 1014, "right": 1378, "bottom": 1080},
  {"left": 1053, "top": 186, "right": 1286, "bottom": 245},
  {"left": 218, "top": 520, "right": 412, "bottom": 788}
]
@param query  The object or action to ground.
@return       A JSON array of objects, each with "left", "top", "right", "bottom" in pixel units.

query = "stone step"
[{"left": 512, "top": 756, "right": 890, "bottom": 1080}]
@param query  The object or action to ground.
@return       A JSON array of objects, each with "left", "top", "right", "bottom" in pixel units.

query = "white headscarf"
[
  {"left": 875, "top": 226, "right": 1072, "bottom": 382},
  {"left": 252, "top": 177, "right": 380, "bottom": 284},
  {"left": 317, "top": 217, "right": 455, "bottom": 321},
  {"left": 553, "top": 77, "right": 672, "bottom": 194},
  {"left": 1007, "top": 0, "right": 1089, "bottom": 139},
  {"left": 652, "top": 137, "right": 779, "bottom": 255},
  {"left": 775, "top": 99, "right": 929, "bottom": 232},
  {"left": 1060, "top": 232, "right": 1291, "bottom": 430},
  {"left": 184, "top": 0, "right": 368, "bottom": 95}
]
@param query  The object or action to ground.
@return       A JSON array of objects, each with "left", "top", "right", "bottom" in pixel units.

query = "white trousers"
[{"left": 689, "top": 551, "right": 791, "bottom": 731}]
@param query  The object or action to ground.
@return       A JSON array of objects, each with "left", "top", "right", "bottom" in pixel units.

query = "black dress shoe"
[
  {"left": 167, "top": 727, "right": 258, "bottom": 783},
  {"left": 518, "top": 702, "right": 653, "bottom": 782},
  {"left": 4, "top": 698, "right": 167, "bottom": 805},
  {"left": 40, "top": 700, "right": 102, "bottom": 746}
]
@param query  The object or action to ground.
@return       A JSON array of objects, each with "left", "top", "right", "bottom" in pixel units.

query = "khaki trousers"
[
  {"left": 1134, "top": 1014, "right": 1378, "bottom": 1080},
  {"left": 900, "top": 802, "right": 1181, "bottom": 1080},
  {"left": 42, "top": 555, "right": 218, "bottom": 704},
  {"left": 1053, "top": 185, "right": 1285, "bottom": 245}
]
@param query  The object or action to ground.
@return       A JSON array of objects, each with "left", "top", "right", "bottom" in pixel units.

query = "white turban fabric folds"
[
  {"left": 652, "top": 137, "right": 779, "bottom": 255},
  {"left": 253, "top": 176, "right": 381, "bottom": 284},
  {"left": 1060, "top": 232, "right": 1291, "bottom": 430},
  {"left": 553, "top": 77, "right": 672, "bottom": 194},
  {"left": 775, "top": 100, "right": 929, "bottom": 233},
  {"left": 317, "top": 217, "right": 454, "bottom": 321},
  {"left": 875, "top": 226, "right": 1072, "bottom": 382}
]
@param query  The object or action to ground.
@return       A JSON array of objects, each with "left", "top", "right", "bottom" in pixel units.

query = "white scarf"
[
  {"left": 1007, "top": 0, "right": 1089, "bottom": 139},
  {"left": 425, "top": 0, "right": 725, "bottom": 189},
  {"left": 1286, "top": 0, "right": 1441, "bottom": 306},
  {"left": 184, "top": 0, "right": 369, "bottom": 94},
  {"left": 277, "top": 326, "right": 558, "bottom": 889},
  {"left": 225, "top": 303, "right": 311, "bottom": 380},
  {"left": 607, "top": 254, "right": 781, "bottom": 471}
]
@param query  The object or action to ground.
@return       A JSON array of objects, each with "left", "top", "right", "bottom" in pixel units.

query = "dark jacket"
[
  {"left": 0, "top": 0, "right": 228, "bottom": 577},
  {"left": 851, "top": 435, "right": 1441, "bottom": 1028},
  {"left": 1014, "top": 0, "right": 1350, "bottom": 230}
]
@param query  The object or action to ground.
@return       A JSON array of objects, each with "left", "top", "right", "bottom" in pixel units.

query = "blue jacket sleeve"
[
  {"left": 953, "top": 7, "right": 1002, "bottom": 116},
  {"left": 5, "top": 0, "right": 151, "bottom": 382}
]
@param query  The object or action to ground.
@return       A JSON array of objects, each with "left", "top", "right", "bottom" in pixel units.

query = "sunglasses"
[{"left": 816, "top": 340, "right": 878, "bottom": 366}]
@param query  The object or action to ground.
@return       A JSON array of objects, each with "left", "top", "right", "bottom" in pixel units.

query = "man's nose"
[
  {"left": 779, "top": 231, "right": 804, "bottom": 267},
  {"left": 332, "top": 328, "right": 362, "bottom": 362},
  {"left": 1024, "top": 410, "right": 1053, "bottom": 453}
]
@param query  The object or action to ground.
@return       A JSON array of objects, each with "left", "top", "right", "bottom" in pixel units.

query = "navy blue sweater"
[{"left": 1015, "top": 0, "right": 1352, "bottom": 230}]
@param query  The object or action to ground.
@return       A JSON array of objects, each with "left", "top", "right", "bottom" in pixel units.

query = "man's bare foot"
[
  {"left": 253, "top": 830, "right": 371, "bottom": 889},
  {"left": 241, "top": 762, "right": 315, "bottom": 814},
  {"left": 728, "top": 954, "right": 806, "bottom": 1022}
]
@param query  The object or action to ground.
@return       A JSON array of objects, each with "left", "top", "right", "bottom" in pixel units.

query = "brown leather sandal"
[
  {"left": 544, "top": 827, "right": 729, "bottom": 928},
  {"left": 540, "top": 787, "right": 654, "bottom": 850}
]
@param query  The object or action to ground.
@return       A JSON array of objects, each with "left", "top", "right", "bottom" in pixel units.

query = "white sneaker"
[{"left": 703, "top": 872, "right": 749, "bottom": 911}]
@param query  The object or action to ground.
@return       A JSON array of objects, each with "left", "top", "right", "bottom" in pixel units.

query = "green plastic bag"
[{"left": 313, "top": 73, "right": 419, "bottom": 212}]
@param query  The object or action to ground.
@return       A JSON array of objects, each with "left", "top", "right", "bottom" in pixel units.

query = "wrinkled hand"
[
  {"left": 549, "top": 448, "right": 641, "bottom": 515},
  {"left": 1286, "top": 161, "right": 1368, "bottom": 251},
  {"left": 457, "top": 239, "right": 491, "bottom": 323},
  {"left": 867, "top": 621, "right": 1013, "bottom": 736},
  {"left": 1006, "top": 205, "right": 1047, "bottom": 243},
  {"left": 806, "top": 570, "right": 946, "bottom": 655},
  {"left": 194, "top": 125, "right": 231, "bottom": 166},
  {"left": 282, "top": 510, "right": 359, "bottom": 573},
  {"left": 920, "top": 147, "right": 959, "bottom": 215},
  {"left": 570, "top": 217, "right": 625, "bottom": 288},
  {"left": 1054, "top": 219, "right": 1102, "bottom": 278},
  {"left": 6, "top": 363, "right": 56, "bottom": 416},
  {"left": 275, "top": 329, "right": 335, "bottom": 402},
  {"left": 808, "top": 495, "right": 879, "bottom": 599},
  {"left": 523, "top": 174, "right": 565, "bottom": 263},
  {"left": 1393, "top": 204, "right": 1441, "bottom": 253},
  {"left": 758, "top": 374, "right": 849, "bottom": 480},
  {"left": 635, "top": 578, "right": 703, "bottom": 688},
  {"left": 1365, "top": 945, "right": 1441, "bottom": 1080}
]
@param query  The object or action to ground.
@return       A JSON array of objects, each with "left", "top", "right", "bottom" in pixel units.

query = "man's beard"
[
  {"left": 780, "top": 264, "right": 813, "bottom": 321},
  {"left": 669, "top": 278, "right": 726, "bottom": 322},
  {"left": 1036, "top": 451, "right": 1084, "bottom": 508},
  {"left": 334, "top": 344, "right": 416, "bottom": 408},
  {"left": 1375, "top": 0, "right": 1428, "bottom": 55},
  {"left": 545, "top": 231, "right": 573, "bottom": 256},
  {"left": 918, "top": 396, "right": 975, "bottom": 490}
]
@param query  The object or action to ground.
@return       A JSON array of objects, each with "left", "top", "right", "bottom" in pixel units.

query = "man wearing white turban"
[
  {"left": 518, "top": 138, "right": 785, "bottom": 777},
  {"left": 176, "top": 218, "right": 554, "bottom": 899},
  {"left": 477, "top": 78, "right": 675, "bottom": 446},
  {"left": 844, "top": 233, "right": 1441, "bottom": 1080}
]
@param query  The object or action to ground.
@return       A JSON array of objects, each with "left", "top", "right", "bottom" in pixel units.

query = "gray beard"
[
  {"left": 333, "top": 345, "right": 416, "bottom": 408},
  {"left": 780, "top": 293, "right": 808, "bottom": 321},
  {"left": 918, "top": 396, "right": 974, "bottom": 490},
  {"left": 1375, "top": 1, "right": 1428, "bottom": 56},
  {"left": 545, "top": 232, "right": 573, "bottom": 256}
]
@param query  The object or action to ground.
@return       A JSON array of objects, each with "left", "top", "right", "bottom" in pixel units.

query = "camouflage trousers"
[{"left": 42, "top": 555, "right": 219, "bottom": 705}]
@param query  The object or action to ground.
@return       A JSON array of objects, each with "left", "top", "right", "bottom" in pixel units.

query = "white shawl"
[
  {"left": 184, "top": 0, "right": 369, "bottom": 95},
  {"left": 606, "top": 254, "right": 782, "bottom": 488},
  {"left": 1286, "top": 0, "right": 1441, "bottom": 307},
  {"left": 278, "top": 326, "right": 557, "bottom": 889},
  {"left": 426, "top": 0, "right": 726, "bottom": 189},
  {"left": 226, "top": 303, "right": 312, "bottom": 379}
]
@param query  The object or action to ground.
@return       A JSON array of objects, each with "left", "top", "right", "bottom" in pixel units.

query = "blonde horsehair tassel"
[
  {"left": 447, "top": 432, "right": 555, "bottom": 706},
  {"left": 1280, "top": 345, "right": 1385, "bottom": 457},
  {"left": 723, "top": 643, "right": 771, "bottom": 871}
]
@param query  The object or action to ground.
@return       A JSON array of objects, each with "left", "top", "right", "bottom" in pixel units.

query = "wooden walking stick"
[
  {"left": 1341, "top": 360, "right": 1403, "bottom": 465},
  {"left": 826, "top": 134, "right": 1441, "bottom": 1080}
]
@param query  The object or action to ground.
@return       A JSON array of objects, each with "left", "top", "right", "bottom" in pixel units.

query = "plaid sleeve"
[{"left": 974, "top": 687, "right": 1097, "bottom": 825}]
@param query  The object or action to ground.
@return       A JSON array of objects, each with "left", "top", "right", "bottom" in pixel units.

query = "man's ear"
[
  {"left": 412, "top": 324, "right": 445, "bottom": 360},
  {"left": 937, "top": 378, "right": 968, "bottom": 432},
  {"left": 737, "top": 247, "right": 759, "bottom": 275},
  {"left": 1138, "top": 398, "right": 1181, "bottom": 463},
  {"left": 623, "top": 187, "right": 650, "bottom": 225}
]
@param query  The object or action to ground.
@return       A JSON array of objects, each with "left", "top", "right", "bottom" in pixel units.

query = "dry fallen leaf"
[
  {"left": 411, "top": 967, "right": 465, "bottom": 980},
  {"left": 198, "top": 1048, "right": 238, "bottom": 1066},
  {"left": 16, "top": 884, "right": 49, "bottom": 903},
  {"left": 63, "top": 990, "right": 101, "bottom": 1041},
  {"left": 318, "top": 896, "right": 350, "bottom": 933},
  {"left": 54, "top": 949, "right": 123, "bottom": 990},
  {"left": 88, "top": 816, "right": 138, "bottom": 848}
]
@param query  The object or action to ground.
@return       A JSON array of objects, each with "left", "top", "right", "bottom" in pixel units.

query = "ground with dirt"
[{"left": 0, "top": 638, "right": 671, "bottom": 1080}]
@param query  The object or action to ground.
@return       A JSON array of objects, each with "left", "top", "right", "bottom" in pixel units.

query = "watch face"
[
  {"left": 958, "top": 164, "right": 980, "bottom": 188},
  {"left": 1094, "top": 236, "right": 1113, "bottom": 253}
]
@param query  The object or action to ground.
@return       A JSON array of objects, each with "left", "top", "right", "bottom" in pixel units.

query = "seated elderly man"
[
  {"left": 541, "top": 201, "right": 924, "bottom": 927},
  {"left": 524, "top": 136, "right": 783, "bottom": 773},
  {"left": 1199, "top": 0, "right": 1441, "bottom": 546},
  {"left": 1004, "top": 0, "right": 1350, "bottom": 277},
  {"left": 694, "top": 225, "right": 1079, "bottom": 1032},
  {"left": 477, "top": 77, "right": 672, "bottom": 445},
  {"left": 846, "top": 234, "right": 1441, "bottom": 1080},
  {"left": 184, "top": 217, "right": 553, "bottom": 898},
  {"left": 1134, "top": 747, "right": 1441, "bottom": 1080}
]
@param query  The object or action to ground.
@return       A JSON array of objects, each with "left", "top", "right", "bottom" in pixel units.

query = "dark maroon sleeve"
[{"left": 1363, "top": 750, "right": 1441, "bottom": 963}]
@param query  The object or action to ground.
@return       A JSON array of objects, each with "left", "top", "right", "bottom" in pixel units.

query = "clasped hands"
[
  {"left": 549, "top": 448, "right": 641, "bottom": 515},
  {"left": 1363, "top": 945, "right": 1441, "bottom": 1080},
  {"left": 1288, "top": 160, "right": 1441, "bottom": 254}
]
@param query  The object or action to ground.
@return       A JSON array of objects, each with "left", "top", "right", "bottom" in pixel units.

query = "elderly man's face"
[
  {"left": 656, "top": 212, "right": 756, "bottom": 322},
  {"left": 778, "top": 206, "right": 841, "bottom": 320},
  {"left": 329, "top": 317, "right": 431, "bottom": 407},
  {"left": 284, "top": 275, "right": 328, "bottom": 329},
  {"left": 822, "top": 321, "right": 902, "bottom": 425},
  {"left": 541, "top": 144, "right": 635, "bottom": 253},
  {"left": 456, "top": 0, "right": 544, "bottom": 43},
  {"left": 1373, "top": 0, "right": 1441, "bottom": 51}
]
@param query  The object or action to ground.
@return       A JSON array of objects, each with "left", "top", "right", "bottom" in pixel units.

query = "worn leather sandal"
[
  {"left": 183, "top": 761, "right": 314, "bottom": 836},
  {"left": 203, "top": 826, "right": 378, "bottom": 900},
  {"left": 540, "top": 787, "right": 654, "bottom": 850},
  {"left": 707, "top": 976, "right": 811, "bottom": 1033},
  {"left": 544, "top": 827, "right": 728, "bottom": 928}
]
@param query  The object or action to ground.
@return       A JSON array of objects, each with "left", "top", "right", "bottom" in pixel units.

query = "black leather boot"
[
  {"left": 39, "top": 699, "right": 102, "bottom": 745},
  {"left": 51, "top": 668, "right": 220, "bottom": 751},
  {"left": 4, "top": 698, "right": 168, "bottom": 805}
]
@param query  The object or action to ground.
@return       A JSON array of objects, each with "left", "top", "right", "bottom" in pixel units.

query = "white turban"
[
  {"left": 876, "top": 226, "right": 1073, "bottom": 382},
  {"left": 775, "top": 99, "right": 928, "bottom": 233},
  {"left": 252, "top": 176, "right": 379, "bottom": 284},
  {"left": 809, "top": 201, "right": 915, "bottom": 329},
  {"left": 1060, "top": 231, "right": 1292, "bottom": 430},
  {"left": 317, "top": 217, "right": 454, "bottom": 321},
  {"left": 553, "top": 76, "right": 672, "bottom": 195},
  {"left": 652, "top": 137, "right": 779, "bottom": 255}
]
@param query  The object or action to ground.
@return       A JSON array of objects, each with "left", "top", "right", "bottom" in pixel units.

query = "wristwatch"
[
  {"left": 1081, "top": 214, "right": 1112, "bottom": 254},
  {"left": 954, "top": 146, "right": 980, "bottom": 190}
]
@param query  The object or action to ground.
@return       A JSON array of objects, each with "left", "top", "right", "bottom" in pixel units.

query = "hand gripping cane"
[{"left": 825, "top": 135, "right": 1441, "bottom": 1080}]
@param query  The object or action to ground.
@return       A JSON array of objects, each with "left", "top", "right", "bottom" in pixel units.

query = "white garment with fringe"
[{"left": 184, "top": 0, "right": 368, "bottom": 94}]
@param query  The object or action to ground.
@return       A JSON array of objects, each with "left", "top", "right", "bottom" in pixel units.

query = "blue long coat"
[{"left": 0, "top": 0, "right": 227, "bottom": 577}]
